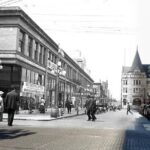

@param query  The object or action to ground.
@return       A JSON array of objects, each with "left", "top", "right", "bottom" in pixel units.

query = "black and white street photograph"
[{"left": 0, "top": 0, "right": 150, "bottom": 150}]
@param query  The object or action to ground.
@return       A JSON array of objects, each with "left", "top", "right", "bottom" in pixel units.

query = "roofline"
[
  {"left": 0, "top": 7, "right": 94, "bottom": 82},
  {"left": 64, "top": 52, "right": 94, "bottom": 82},
  {"left": 0, "top": 6, "right": 58, "bottom": 50}
]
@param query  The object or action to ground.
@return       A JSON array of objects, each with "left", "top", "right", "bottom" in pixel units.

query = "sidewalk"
[{"left": 3, "top": 107, "right": 85, "bottom": 121}]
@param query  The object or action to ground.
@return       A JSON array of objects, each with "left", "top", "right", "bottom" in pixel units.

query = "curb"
[{"left": 3, "top": 112, "right": 85, "bottom": 121}]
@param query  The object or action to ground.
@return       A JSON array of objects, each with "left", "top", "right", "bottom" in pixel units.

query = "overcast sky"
[{"left": 1, "top": 0, "right": 150, "bottom": 100}]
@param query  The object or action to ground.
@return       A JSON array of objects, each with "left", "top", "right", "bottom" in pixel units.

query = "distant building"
[
  {"left": 73, "top": 50, "right": 91, "bottom": 75},
  {"left": 93, "top": 81, "right": 109, "bottom": 105},
  {"left": 121, "top": 49, "right": 150, "bottom": 108}
]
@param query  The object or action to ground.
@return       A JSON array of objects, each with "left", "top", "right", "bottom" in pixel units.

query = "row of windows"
[
  {"left": 21, "top": 68, "right": 45, "bottom": 86},
  {"left": 122, "top": 88, "right": 144, "bottom": 93},
  {"left": 18, "top": 29, "right": 92, "bottom": 87},
  {"left": 18, "top": 30, "right": 46, "bottom": 66},
  {"left": 122, "top": 80, "right": 141, "bottom": 85}
]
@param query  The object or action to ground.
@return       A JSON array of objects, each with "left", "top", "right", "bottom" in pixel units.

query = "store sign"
[
  {"left": 47, "top": 60, "right": 57, "bottom": 73},
  {"left": 22, "top": 82, "right": 45, "bottom": 95}
]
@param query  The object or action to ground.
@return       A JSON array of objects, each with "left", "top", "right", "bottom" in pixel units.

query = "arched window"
[{"left": 133, "top": 98, "right": 141, "bottom": 106}]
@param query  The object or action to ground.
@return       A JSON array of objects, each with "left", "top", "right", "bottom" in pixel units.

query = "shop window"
[{"left": 18, "top": 30, "right": 25, "bottom": 52}]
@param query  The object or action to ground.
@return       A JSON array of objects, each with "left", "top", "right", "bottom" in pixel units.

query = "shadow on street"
[
  {"left": 0, "top": 128, "right": 36, "bottom": 140},
  {"left": 123, "top": 114, "right": 150, "bottom": 150}
]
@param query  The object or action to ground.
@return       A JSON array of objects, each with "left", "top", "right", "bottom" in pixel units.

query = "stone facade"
[{"left": 121, "top": 50, "right": 150, "bottom": 107}]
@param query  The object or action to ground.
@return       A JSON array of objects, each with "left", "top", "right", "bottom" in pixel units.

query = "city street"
[{"left": 0, "top": 109, "right": 150, "bottom": 150}]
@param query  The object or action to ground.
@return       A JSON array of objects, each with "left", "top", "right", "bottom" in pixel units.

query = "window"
[
  {"left": 18, "top": 30, "right": 25, "bottom": 52},
  {"left": 35, "top": 72, "right": 38, "bottom": 84},
  {"left": 28, "top": 36, "right": 32, "bottom": 57},
  {"left": 123, "top": 80, "right": 128, "bottom": 85},
  {"left": 30, "top": 71, "right": 34, "bottom": 83},
  {"left": 26, "top": 70, "right": 31, "bottom": 83},
  {"left": 52, "top": 54, "right": 56, "bottom": 64},
  {"left": 134, "top": 80, "right": 141, "bottom": 85},
  {"left": 42, "top": 75, "right": 45, "bottom": 86},
  {"left": 133, "top": 88, "right": 139, "bottom": 93},
  {"left": 34, "top": 42, "right": 38, "bottom": 61},
  {"left": 38, "top": 74, "right": 42, "bottom": 85},
  {"left": 123, "top": 88, "right": 127, "bottom": 93},
  {"left": 21, "top": 68, "right": 27, "bottom": 82},
  {"left": 39, "top": 45, "right": 42, "bottom": 63},
  {"left": 43, "top": 48, "right": 46, "bottom": 65}
]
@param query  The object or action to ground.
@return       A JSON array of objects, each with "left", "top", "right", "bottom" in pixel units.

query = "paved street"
[{"left": 0, "top": 109, "right": 150, "bottom": 150}]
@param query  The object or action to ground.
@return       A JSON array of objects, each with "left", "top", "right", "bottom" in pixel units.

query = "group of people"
[{"left": 0, "top": 87, "right": 19, "bottom": 126}]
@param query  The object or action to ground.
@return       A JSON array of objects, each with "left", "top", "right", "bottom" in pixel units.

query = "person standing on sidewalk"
[
  {"left": 5, "top": 87, "right": 19, "bottom": 126},
  {"left": 127, "top": 102, "right": 132, "bottom": 115},
  {"left": 65, "top": 96, "right": 72, "bottom": 114},
  {"left": 0, "top": 91, "right": 4, "bottom": 121}
]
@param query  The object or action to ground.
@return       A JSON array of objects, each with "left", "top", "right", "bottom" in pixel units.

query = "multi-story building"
[
  {"left": 0, "top": 7, "right": 94, "bottom": 110},
  {"left": 121, "top": 50, "right": 150, "bottom": 108},
  {"left": 93, "top": 81, "right": 109, "bottom": 105}
]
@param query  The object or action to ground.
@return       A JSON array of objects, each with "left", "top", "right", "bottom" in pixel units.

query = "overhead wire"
[{"left": 0, "top": 0, "right": 22, "bottom": 6}]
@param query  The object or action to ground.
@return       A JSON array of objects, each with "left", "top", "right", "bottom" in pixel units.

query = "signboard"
[
  {"left": 22, "top": 82, "right": 45, "bottom": 95},
  {"left": 47, "top": 60, "right": 57, "bottom": 73}
]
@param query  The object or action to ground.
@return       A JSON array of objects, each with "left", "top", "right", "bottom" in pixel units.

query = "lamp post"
[
  {"left": 51, "top": 47, "right": 66, "bottom": 118},
  {"left": 55, "top": 61, "right": 61, "bottom": 108}
]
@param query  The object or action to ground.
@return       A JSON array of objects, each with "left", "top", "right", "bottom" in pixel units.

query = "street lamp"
[{"left": 51, "top": 47, "right": 66, "bottom": 118}]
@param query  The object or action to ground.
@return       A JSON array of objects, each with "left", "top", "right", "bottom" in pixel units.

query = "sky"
[{"left": 1, "top": 0, "right": 150, "bottom": 100}]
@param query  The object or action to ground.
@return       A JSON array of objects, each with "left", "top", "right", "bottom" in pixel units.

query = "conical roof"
[{"left": 130, "top": 50, "right": 143, "bottom": 72}]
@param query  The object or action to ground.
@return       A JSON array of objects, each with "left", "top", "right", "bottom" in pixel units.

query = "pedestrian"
[
  {"left": 127, "top": 102, "right": 132, "bottom": 115},
  {"left": 90, "top": 99, "right": 97, "bottom": 121},
  {"left": 65, "top": 96, "right": 72, "bottom": 114},
  {"left": 0, "top": 91, "right": 4, "bottom": 121},
  {"left": 84, "top": 95, "right": 93, "bottom": 121},
  {"left": 39, "top": 95, "right": 45, "bottom": 113},
  {"left": 65, "top": 99, "right": 72, "bottom": 114},
  {"left": 75, "top": 98, "right": 80, "bottom": 115},
  {"left": 5, "top": 87, "right": 19, "bottom": 126}
]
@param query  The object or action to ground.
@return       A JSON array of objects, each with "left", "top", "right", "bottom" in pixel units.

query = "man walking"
[
  {"left": 127, "top": 102, "right": 132, "bottom": 115},
  {"left": 85, "top": 95, "right": 97, "bottom": 121},
  {"left": 5, "top": 87, "right": 19, "bottom": 126}
]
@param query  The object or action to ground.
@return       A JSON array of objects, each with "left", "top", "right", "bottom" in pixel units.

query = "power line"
[
  {"left": 0, "top": 0, "right": 21, "bottom": 6},
  {"left": 31, "top": 13, "right": 123, "bottom": 18}
]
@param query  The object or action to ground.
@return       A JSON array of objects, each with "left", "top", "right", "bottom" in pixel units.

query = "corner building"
[
  {"left": 0, "top": 7, "right": 94, "bottom": 110},
  {"left": 121, "top": 50, "right": 150, "bottom": 108}
]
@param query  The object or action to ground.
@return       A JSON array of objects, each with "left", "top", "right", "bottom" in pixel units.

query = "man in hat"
[
  {"left": 84, "top": 95, "right": 93, "bottom": 121},
  {"left": 5, "top": 87, "right": 19, "bottom": 126}
]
